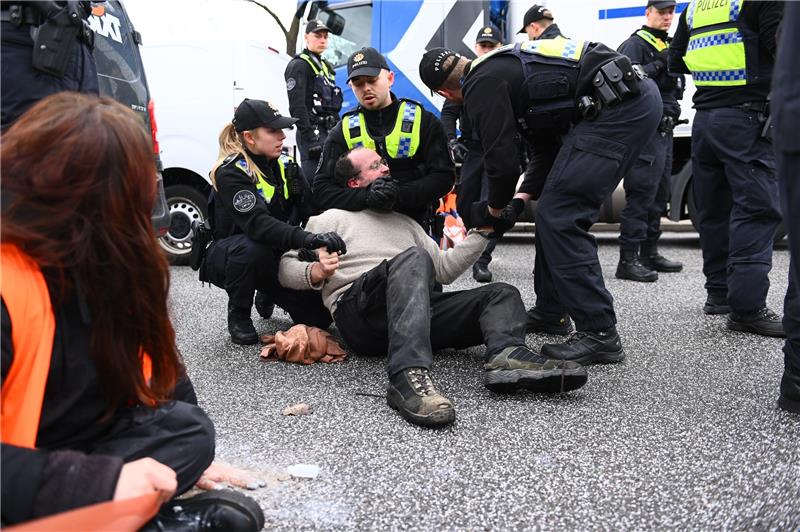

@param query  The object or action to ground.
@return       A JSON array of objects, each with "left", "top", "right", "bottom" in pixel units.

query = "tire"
[{"left": 160, "top": 185, "right": 208, "bottom": 265}]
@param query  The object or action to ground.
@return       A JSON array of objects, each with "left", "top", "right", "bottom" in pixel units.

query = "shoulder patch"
[
  {"left": 398, "top": 97, "right": 423, "bottom": 108},
  {"left": 287, "top": 78, "right": 296, "bottom": 91},
  {"left": 232, "top": 190, "right": 257, "bottom": 213},
  {"left": 235, "top": 158, "right": 250, "bottom": 175}
]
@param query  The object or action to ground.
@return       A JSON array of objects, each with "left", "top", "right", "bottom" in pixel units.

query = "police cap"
[
  {"left": 233, "top": 99, "right": 298, "bottom": 132},
  {"left": 476, "top": 24, "right": 502, "bottom": 44},
  {"left": 346, "top": 47, "right": 390, "bottom": 82},
  {"left": 647, "top": 0, "right": 676, "bottom": 9},
  {"left": 418, "top": 48, "right": 462, "bottom": 91},
  {"left": 517, "top": 5, "right": 554, "bottom": 33},
  {"left": 305, "top": 19, "right": 330, "bottom": 34}
]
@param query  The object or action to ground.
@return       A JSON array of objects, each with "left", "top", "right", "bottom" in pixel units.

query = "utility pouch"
[
  {"left": 189, "top": 220, "right": 213, "bottom": 272},
  {"left": 593, "top": 57, "right": 641, "bottom": 107},
  {"left": 31, "top": 7, "right": 80, "bottom": 77}
]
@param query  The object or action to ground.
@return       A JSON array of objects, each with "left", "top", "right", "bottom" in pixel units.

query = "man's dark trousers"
[
  {"left": 691, "top": 108, "right": 781, "bottom": 315},
  {"left": 533, "top": 79, "right": 662, "bottom": 331},
  {"left": 333, "top": 247, "right": 526, "bottom": 377}
]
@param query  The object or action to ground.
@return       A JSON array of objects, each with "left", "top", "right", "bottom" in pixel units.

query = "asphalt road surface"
[{"left": 171, "top": 232, "right": 799, "bottom": 530}]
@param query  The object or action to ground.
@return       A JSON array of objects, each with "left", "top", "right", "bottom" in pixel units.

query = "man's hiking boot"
[
  {"left": 640, "top": 241, "right": 683, "bottom": 272},
  {"left": 615, "top": 248, "right": 658, "bottom": 282},
  {"left": 703, "top": 292, "right": 730, "bottom": 315},
  {"left": 387, "top": 367, "right": 455, "bottom": 427},
  {"left": 228, "top": 303, "right": 258, "bottom": 345},
  {"left": 727, "top": 307, "right": 785, "bottom": 338},
  {"left": 483, "top": 346, "right": 587, "bottom": 394},
  {"left": 525, "top": 307, "right": 573, "bottom": 336},
  {"left": 142, "top": 490, "right": 264, "bottom": 532},
  {"left": 254, "top": 291, "right": 275, "bottom": 320},
  {"left": 541, "top": 326, "right": 625, "bottom": 365}
]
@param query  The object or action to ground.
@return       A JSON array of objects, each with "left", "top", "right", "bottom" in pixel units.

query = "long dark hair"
[{"left": 1, "top": 93, "right": 181, "bottom": 411}]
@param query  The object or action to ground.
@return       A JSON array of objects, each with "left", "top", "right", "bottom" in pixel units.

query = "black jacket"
[
  {"left": 284, "top": 48, "right": 341, "bottom": 145},
  {"left": 211, "top": 152, "right": 312, "bottom": 251},
  {"left": 669, "top": 2, "right": 782, "bottom": 109},
  {"left": 539, "top": 23, "right": 565, "bottom": 40},
  {"left": 618, "top": 26, "right": 684, "bottom": 118},
  {"left": 313, "top": 94, "right": 454, "bottom": 226}
]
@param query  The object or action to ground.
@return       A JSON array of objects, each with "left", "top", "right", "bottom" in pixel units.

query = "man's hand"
[
  {"left": 195, "top": 461, "right": 267, "bottom": 491},
  {"left": 470, "top": 201, "right": 516, "bottom": 236},
  {"left": 310, "top": 247, "right": 340, "bottom": 284},
  {"left": 365, "top": 177, "right": 399, "bottom": 210},
  {"left": 113, "top": 458, "right": 176, "bottom": 506},
  {"left": 303, "top": 231, "right": 347, "bottom": 254}
]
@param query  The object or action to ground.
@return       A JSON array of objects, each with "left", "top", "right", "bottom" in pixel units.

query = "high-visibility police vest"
[
  {"left": 684, "top": 0, "right": 748, "bottom": 87},
  {"left": 233, "top": 155, "right": 293, "bottom": 203},
  {"left": 636, "top": 28, "right": 669, "bottom": 52},
  {"left": 0, "top": 244, "right": 153, "bottom": 448},
  {"left": 298, "top": 52, "right": 343, "bottom": 116},
  {"left": 341, "top": 99, "right": 422, "bottom": 159}
]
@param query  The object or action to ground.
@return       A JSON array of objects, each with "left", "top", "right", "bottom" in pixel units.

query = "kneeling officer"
[{"left": 200, "top": 99, "right": 347, "bottom": 344}]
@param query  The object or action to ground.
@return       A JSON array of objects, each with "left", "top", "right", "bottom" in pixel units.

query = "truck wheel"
[{"left": 160, "top": 185, "right": 208, "bottom": 265}]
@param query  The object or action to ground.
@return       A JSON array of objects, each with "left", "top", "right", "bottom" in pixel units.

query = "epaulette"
[
  {"left": 221, "top": 153, "right": 239, "bottom": 166},
  {"left": 398, "top": 97, "right": 424, "bottom": 108}
]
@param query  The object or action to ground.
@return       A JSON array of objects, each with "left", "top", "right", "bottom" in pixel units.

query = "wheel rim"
[{"left": 159, "top": 195, "right": 204, "bottom": 256}]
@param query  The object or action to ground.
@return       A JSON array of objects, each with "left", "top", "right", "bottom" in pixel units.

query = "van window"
[{"left": 323, "top": 4, "right": 373, "bottom": 68}]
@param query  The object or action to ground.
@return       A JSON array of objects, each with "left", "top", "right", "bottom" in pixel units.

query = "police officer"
[
  {"left": 200, "top": 99, "right": 347, "bottom": 345},
  {"left": 440, "top": 24, "right": 504, "bottom": 282},
  {"left": 419, "top": 38, "right": 662, "bottom": 365},
  {"left": 772, "top": 4, "right": 800, "bottom": 412},
  {"left": 670, "top": 1, "right": 784, "bottom": 337},
  {"left": 284, "top": 19, "right": 343, "bottom": 181},
  {"left": 313, "top": 47, "right": 454, "bottom": 233},
  {"left": 517, "top": 4, "right": 564, "bottom": 41},
  {"left": 1, "top": 0, "right": 100, "bottom": 130},
  {"left": 616, "top": 0, "right": 685, "bottom": 282}
]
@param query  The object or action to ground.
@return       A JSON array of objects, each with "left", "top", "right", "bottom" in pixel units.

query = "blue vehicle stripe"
[{"left": 599, "top": 2, "right": 688, "bottom": 20}]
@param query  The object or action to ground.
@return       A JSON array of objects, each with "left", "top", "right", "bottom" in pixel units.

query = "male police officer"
[
  {"left": 440, "top": 24, "right": 504, "bottom": 282},
  {"left": 1, "top": 0, "right": 100, "bottom": 130},
  {"left": 313, "top": 47, "right": 453, "bottom": 233},
  {"left": 616, "top": 0, "right": 685, "bottom": 282},
  {"left": 284, "top": 19, "right": 343, "bottom": 181},
  {"left": 518, "top": 4, "right": 564, "bottom": 41},
  {"left": 773, "top": 3, "right": 800, "bottom": 413},
  {"left": 419, "top": 38, "right": 662, "bottom": 364},
  {"left": 669, "top": 1, "right": 784, "bottom": 337}
]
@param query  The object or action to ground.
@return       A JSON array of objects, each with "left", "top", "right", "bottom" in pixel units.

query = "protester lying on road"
[{"left": 279, "top": 147, "right": 588, "bottom": 428}]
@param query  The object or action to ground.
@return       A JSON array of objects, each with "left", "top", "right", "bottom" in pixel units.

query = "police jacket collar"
[
  {"left": 244, "top": 149, "right": 280, "bottom": 183},
  {"left": 640, "top": 25, "right": 669, "bottom": 40},
  {"left": 355, "top": 93, "right": 402, "bottom": 132},
  {"left": 539, "top": 23, "right": 564, "bottom": 40}
]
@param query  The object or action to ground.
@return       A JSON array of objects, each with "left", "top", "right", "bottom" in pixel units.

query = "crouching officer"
[
  {"left": 1, "top": 0, "right": 101, "bottom": 130},
  {"left": 200, "top": 99, "right": 347, "bottom": 345},
  {"left": 616, "top": 0, "right": 685, "bottom": 282},
  {"left": 284, "top": 19, "right": 343, "bottom": 181},
  {"left": 419, "top": 38, "right": 662, "bottom": 365}
]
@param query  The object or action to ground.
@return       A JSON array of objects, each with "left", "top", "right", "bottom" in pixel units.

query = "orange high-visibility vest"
[{"left": 1, "top": 244, "right": 153, "bottom": 448}]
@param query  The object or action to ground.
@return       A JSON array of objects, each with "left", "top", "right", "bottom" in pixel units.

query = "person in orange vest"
[{"left": 1, "top": 93, "right": 263, "bottom": 531}]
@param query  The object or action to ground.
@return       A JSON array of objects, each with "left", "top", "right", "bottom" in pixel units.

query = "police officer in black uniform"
[
  {"left": 419, "top": 38, "right": 662, "bottom": 365},
  {"left": 616, "top": 0, "right": 685, "bottom": 282},
  {"left": 772, "top": 4, "right": 800, "bottom": 413},
  {"left": 313, "top": 47, "right": 454, "bottom": 233},
  {"left": 284, "top": 19, "right": 343, "bottom": 181},
  {"left": 1, "top": 0, "right": 100, "bottom": 130},
  {"left": 518, "top": 4, "right": 563, "bottom": 41},
  {"left": 669, "top": 1, "right": 784, "bottom": 337},
  {"left": 200, "top": 99, "right": 346, "bottom": 345}
]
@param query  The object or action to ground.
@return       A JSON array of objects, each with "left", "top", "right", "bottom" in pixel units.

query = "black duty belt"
[
  {"left": 732, "top": 101, "right": 768, "bottom": 113},
  {"left": 1, "top": 5, "right": 42, "bottom": 26}
]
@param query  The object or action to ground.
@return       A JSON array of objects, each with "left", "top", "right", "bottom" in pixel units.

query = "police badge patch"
[
  {"left": 232, "top": 190, "right": 257, "bottom": 213},
  {"left": 287, "top": 78, "right": 296, "bottom": 91}
]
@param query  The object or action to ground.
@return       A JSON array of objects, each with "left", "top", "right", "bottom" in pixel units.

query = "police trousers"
[
  {"left": 691, "top": 108, "right": 781, "bottom": 314},
  {"left": 457, "top": 146, "right": 496, "bottom": 267},
  {"left": 777, "top": 150, "right": 800, "bottom": 374},
  {"left": 533, "top": 79, "right": 662, "bottom": 331},
  {"left": 202, "top": 234, "right": 332, "bottom": 329},
  {"left": 297, "top": 126, "right": 329, "bottom": 182},
  {"left": 332, "top": 247, "right": 526, "bottom": 378}
]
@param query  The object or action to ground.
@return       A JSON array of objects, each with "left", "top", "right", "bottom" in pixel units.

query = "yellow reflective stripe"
[
  {"left": 300, "top": 53, "right": 334, "bottom": 81},
  {"left": 519, "top": 37, "right": 585, "bottom": 62},
  {"left": 471, "top": 43, "right": 515, "bottom": 69},
  {"left": 636, "top": 29, "right": 668, "bottom": 52},
  {"left": 688, "top": 0, "right": 744, "bottom": 30},
  {"left": 685, "top": 27, "right": 746, "bottom": 86},
  {"left": 385, "top": 102, "right": 421, "bottom": 159},
  {"left": 342, "top": 113, "right": 376, "bottom": 150}
]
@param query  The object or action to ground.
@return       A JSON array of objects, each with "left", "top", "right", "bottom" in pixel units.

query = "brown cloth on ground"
[{"left": 260, "top": 325, "right": 347, "bottom": 365}]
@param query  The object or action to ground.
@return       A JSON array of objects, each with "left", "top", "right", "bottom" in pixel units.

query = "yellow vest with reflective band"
[
  {"left": 341, "top": 101, "right": 422, "bottom": 159},
  {"left": 299, "top": 53, "right": 336, "bottom": 83},
  {"left": 234, "top": 156, "right": 292, "bottom": 203},
  {"left": 471, "top": 37, "right": 586, "bottom": 70},
  {"left": 636, "top": 29, "right": 668, "bottom": 52},
  {"left": 684, "top": 0, "right": 747, "bottom": 87}
]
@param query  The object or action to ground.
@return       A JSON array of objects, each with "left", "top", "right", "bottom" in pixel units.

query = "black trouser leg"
[
  {"left": 297, "top": 128, "right": 328, "bottom": 182},
  {"left": 778, "top": 151, "right": 800, "bottom": 374},
  {"left": 456, "top": 149, "right": 485, "bottom": 229},
  {"left": 619, "top": 132, "right": 663, "bottom": 251},
  {"left": 646, "top": 130, "right": 674, "bottom": 243}
]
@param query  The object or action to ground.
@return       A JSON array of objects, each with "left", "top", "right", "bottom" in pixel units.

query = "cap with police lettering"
[
  {"left": 418, "top": 48, "right": 462, "bottom": 91},
  {"left": 346, "top": 47, "right": 390, "bottom": 82},
  {"left": 517, "top": 5, "right": 554, "bottom": 34},
  {"left": 305, "top": 19, "right": 330, "bottom": 34},
  {"left": 475, "top": 24, "right": 502, "bottom": 44},
  {"left": 646, "top": 0, "right": 676, "bottom": 9},
  {"left": 233, "top": 98, "right": 298, "bottom": 132}
]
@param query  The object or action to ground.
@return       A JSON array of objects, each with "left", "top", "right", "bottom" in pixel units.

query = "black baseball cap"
[
  {"left": 476, "top": 24, "right": 502, "bottom": 44},
  {"left": 517, "top": 5, "right": 554, "bottom": 33},
  {"left": 305, "top": 19, "right": 330, "bottom": 34},
  {"left": 346, "top": 47, "right": 390, "bottom": 82},
  {"left": 233, "top": 99, "right": 297, "bottom": 132},
  {"left": 647, "top": 0, "right": 676, "bottom": 8},
  {"left": 418, "top": 48, "right": 462, "bottom": 91}
]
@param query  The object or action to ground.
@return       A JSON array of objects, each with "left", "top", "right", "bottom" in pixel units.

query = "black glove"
[
  {"left": 502, "top": 198, "right": 525, "bottom": 223},
  {"left": 448, "top": 139, "right": 469, "bottom": 165},
  {"left": 469, "top": 201, "right": 516, "bottom": 236},
  {"left": 652, "top": 49, "right": 669, "bottom": 74},
  {"left": 307, "top": 143, "right": 323, "bottom": 160},
  {"left": 303, "top": 231, "right": 347, "bottom": 254},
  {"left": 365, "top": 177, "right": 399, "bottom": 210}
]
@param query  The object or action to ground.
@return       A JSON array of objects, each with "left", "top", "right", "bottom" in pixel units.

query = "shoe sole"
[
  {"left": 726, "top": 320, "right": 786, "bottom": 338},
  {"left": 231, "top": 334, "right": 259, "bottom": 345},
  {"left": 703, "top": 304, "right": 730, "bottom": 315},
  {"left": 615, "top": 271, "right": 658, "bottom": 282},
  {"left": 176, "top": 489, "right": 266, "bottom": 531},
  {"left": 386, "top": 389, "right": 455, "bottom": 427},
  {"left": 542, "top": 347, "right": 626, "bottom": 366},
  {"left": 484, "top": 368, "right": 588, "bottom": 394}
]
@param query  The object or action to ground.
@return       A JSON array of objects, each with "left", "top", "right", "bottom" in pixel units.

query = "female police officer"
[{"left": 201, "top": 98, "right": 346, "bottom": 345}]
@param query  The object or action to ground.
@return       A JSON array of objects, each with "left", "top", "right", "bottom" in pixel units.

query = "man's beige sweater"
[{"left": 279, "top": 209, "right": 489, "bottom": 314}]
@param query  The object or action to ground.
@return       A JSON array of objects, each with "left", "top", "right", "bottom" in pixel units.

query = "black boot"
[
  {"left": 525, "top": 306, "right": 573, "bottom": 335},
  {"left": 615, "top": 248, "right": 658, "bottom": 282},
  {"left": 228, "top": 303, "right": 258, "bottom": 345},
  {"left": 254, "top": 291, "right": 275, "bottom": 319},
  {"left": 541, "top": 326, "right": 625, "bottom": 365},
  {"left": 778, "top": 367, "right": 800, "bottom": 414},
  {"left": 727, "top": 307, "right": 786, "bottom": 338},
  {"left": 142, "top": 490, "right": 265, "bottom": 532},
  {"left": 640, "top": 241, "right": 683, "bottom": 272},
  {"left": 703, "top": 292, "right": 730, "bottom": 315},
  {"left": 472, "top": 262, "right": 492, "bottom": 283}
]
